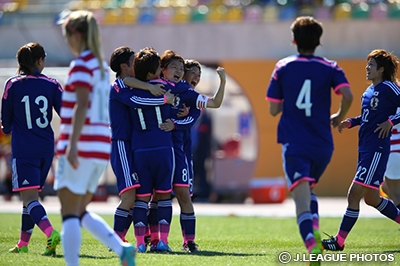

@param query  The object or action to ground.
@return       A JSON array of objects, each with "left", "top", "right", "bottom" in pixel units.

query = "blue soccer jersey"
[
  {"left": 109, "top": 78, "right": 165, "bottom": 141},
  {"left": 347, "top": 81, "right": 400, "bottom": 153},
  {"left": 266, "top": 55, "right": 350, "bottom": 149},
  {"left": 1, "top": 72, "right": 63, "bottom": 158},
  {"left": 109, "top": 78, "right": 167, "bottom": 194}
]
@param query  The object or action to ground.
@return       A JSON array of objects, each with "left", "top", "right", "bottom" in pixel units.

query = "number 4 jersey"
[
  {"left": 266, "top": 54, "right": 350, "bottom": 149},
  {"left": 1, "top": 71, "right": 63, "bottom": 158}
]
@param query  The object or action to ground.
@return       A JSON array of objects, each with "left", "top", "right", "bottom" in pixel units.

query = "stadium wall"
[{"left": 222, "top": 60, "right": 374, "bottom": 196}]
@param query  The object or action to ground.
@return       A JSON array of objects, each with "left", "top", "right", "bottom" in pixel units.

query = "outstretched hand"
[
  {"left": 337, "top": 119, "right": 351, "bottom": 133},
  {"left": 149, "top": 83, "right": 166, "bottom": 96},
  {"left": 159, "top": 119, "right": 175, "bottom": 132},
  {"left": 374, "top": 120, "right": 393, "bottom": 138},
  {"left": 177, "top": 103, "right": 189, "bottom": 117}
]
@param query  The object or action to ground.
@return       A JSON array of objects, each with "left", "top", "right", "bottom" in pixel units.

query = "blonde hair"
[{"left": 63, "top": 10, "right": 105, "bottom": 78}]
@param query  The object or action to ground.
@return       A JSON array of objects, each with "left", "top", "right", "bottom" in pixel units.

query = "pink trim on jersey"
[
  {"left": 151, "top": 78, "right": 175, "bottom": 86},
  {"left": 136, "top": 192, "right": 152, "bottom": 197},
  {"left": 155, "top": 189, "right": 173, "bottom": 193},
  {"left": 353, "top": 180, "right": 379, "bottom": 190},
  {"left": 119, "top": 185, "right": 140, "bottom": 196},
  {"left": 3, "top": 75, "right": 62, "bottom": 99},
  {"left": 113, "top": 83, "right": 120, "bottom": 93},
  {"left": 173, "top": 184, "right": 190, "bottom": 188},
  {"left": 13, "top": 185, "right": 40, "bottom": 192},
  {"left": 333, "top": 83, "right": 350, "bottom": 95},
  {"left": 266, "top": 97, "right": 282, "bottom": 103},
  {"left": 289, "top": 177, "right": 315, "bottom": 192},
  {"left": 3, "top": 80, "right": 12, "bottom": 99}
]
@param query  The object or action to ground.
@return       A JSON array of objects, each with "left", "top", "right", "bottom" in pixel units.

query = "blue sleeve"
[
  {"left": 266, "top": 64, "right": 283, "bottom": 101},
  {"left": 348, "top": 116, "right": 361, "bottom": 128},
  {"left": 113, "top": 85, "right": 165, "bottom": 108},
  {"left": 173, "top": 107, "right": 201, "bottom": 131},
  {"left": 179, "top": 89, "right": 200, "bottom": 109},
  {"left": 388, "top": 85, "right": 400, "bottom": 126},
  {"left": 1, "top": 83, "right": 13, "bottom": 134},
  {"left": 53, "top": 83, "right": 63, "bottom": 116}
]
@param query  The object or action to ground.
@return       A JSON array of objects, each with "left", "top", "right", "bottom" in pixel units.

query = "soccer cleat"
[
  {"left": 43, "top": 230, "right": 61, "bottom": 256},
  {"left": 309, "top": 246, "right": 322, "bottom": 266},
  {"left": 322, "top": 234, "right": 344, "bottom": 251},
  {"left": 184, "top": 241, "right": 199, "bottom": 253},
  {"left": 136, "top": 244, "right": 147, "bottom": 253},
  {"left": 156, "top": 240, "right": 172, "bottom": 252},
  {"left": 120, "top": 244, "right": 135, "bottom": 266},
  {"left": 182, "top": 242, "right": 187, "bottom": 251},
  {"left": 313, "top": 229, "right": 323, "bottom": 250},
  {"left": 9, "top": 245, "right": 28, "bottom": 253},
  {"left": 149, "top": 240, "right": 159, "bottom": 252}
]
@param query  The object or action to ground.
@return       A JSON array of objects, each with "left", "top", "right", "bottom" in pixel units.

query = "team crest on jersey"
[
  {"left": 132, "top": 172, "right": 139, "bottom": 181},
  {"left": 172, "top": 95, "right": 180, "bottom": 108},
  {"left": 370, "top": 96, "right": 379, "bottom": 109}
]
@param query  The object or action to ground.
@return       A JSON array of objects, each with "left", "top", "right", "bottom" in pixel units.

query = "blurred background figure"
[
  {"left": 0, "top": 129, "right": 12, "bottom": 201},
  {"left": 192, "top": 109, "right": 214, "bottom": 202}
]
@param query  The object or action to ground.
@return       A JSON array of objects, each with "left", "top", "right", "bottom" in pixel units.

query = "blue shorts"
[
  {"left": 282, "top": 143, "right": 333, "bottom": 191},
  {"left": 173, "top": 147, "right": 190, "bottom": 189},
  {"left": 134, "top": 147, "right": 174, "bottom": 197},
  {"left": 183, "top": 137, "right": 194, "bottom": 196},
  {"left": 110, "top": 140, "right": 140, "bottom": 195},
  {"left": 353, "top": 151, "right": 389, "bottom": 190},
  {"left": 12, "top": 156, "right": 53, "bottom": 192}
]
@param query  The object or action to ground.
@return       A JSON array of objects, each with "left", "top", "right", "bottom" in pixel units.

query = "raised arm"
[
  {"left": 206, "top": 67, "right": 226, "bottom": 108},
  {"left": 123, "top": 76, "right": 166, "bottom": 96}
]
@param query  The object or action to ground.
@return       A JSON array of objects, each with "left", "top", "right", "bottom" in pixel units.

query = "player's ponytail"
[
  {"left": 62, "top": 10, "right": 105, "bottom": 79},
  {"left": 85, "top": 12, "right": 105, "bottom": 79}
]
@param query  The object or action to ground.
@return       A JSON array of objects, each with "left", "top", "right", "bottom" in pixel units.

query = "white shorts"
[
  {"left": 54, "top": 156, "right": 108, "bottom": 195},
  {"left": 384, "top": 152, "right": 400, "bottom": 180}
]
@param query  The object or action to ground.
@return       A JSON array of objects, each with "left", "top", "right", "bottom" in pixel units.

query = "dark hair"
[
  {"left": 16, "top": 42, "right": 46, "bottom": 75},
  {"left": 160, "top": 50, "right": 184, "bottom": 68},
  {"left": 367, "top": 49, "right": 399, "bottom": 82},
  {"left": 184, "top": 59, "right": 202, "bottom": 73},
  {"left": 134, "top": 47, "right": 160, "bottom": 81},
  {"left": 291, "top": 16, "right": 323, "bottom": 53},
  {"left": 109, "top": 46, "right": 135, "bottom": 78}
]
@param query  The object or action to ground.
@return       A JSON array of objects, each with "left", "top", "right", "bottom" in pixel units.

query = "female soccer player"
[
  {"left": 266, "top": 16, "right": 353, "bottom": 262},
  {"left": 323, "top": 49, "right": 400, "bottom": 251},
  {"left": 109, "top": 46, "right": 172, "bottom": 244},
  {"left": 2, "top": 42, "right": 62, "bottom": 256},
  {"left": 54, "top": 10, "right": 135, "bottom": 266}
]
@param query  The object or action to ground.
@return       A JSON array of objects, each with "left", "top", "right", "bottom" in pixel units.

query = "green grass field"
[{"left": 0, "top": 213, "right": 399, "bottom": 266}]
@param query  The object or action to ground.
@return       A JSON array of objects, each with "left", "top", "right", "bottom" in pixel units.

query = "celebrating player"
[{"left": 266, "top": 16, "right": 353, "bottom": 262}]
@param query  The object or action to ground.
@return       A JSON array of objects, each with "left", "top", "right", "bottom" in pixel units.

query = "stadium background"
[{"left": 0, "top": 0, "right": 399, "bottom": 198}]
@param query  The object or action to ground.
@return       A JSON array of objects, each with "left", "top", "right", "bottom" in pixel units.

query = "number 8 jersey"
[
  {"left": 266, "top": 54, "right": 350, "bottom": 149},
  {"left": 1, "top": 70, "right": 63, "bottom": 158},
  {"left": 56, "top": 50, "right": 111, "bottom": 162}
]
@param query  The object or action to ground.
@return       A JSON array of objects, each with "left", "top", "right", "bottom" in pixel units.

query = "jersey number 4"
[
  {"left": 21, "top": 95, "right": 49, "bottom": 129},
  {"left": 296, "top": 79, "right": 312, "bottom": 117}
]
